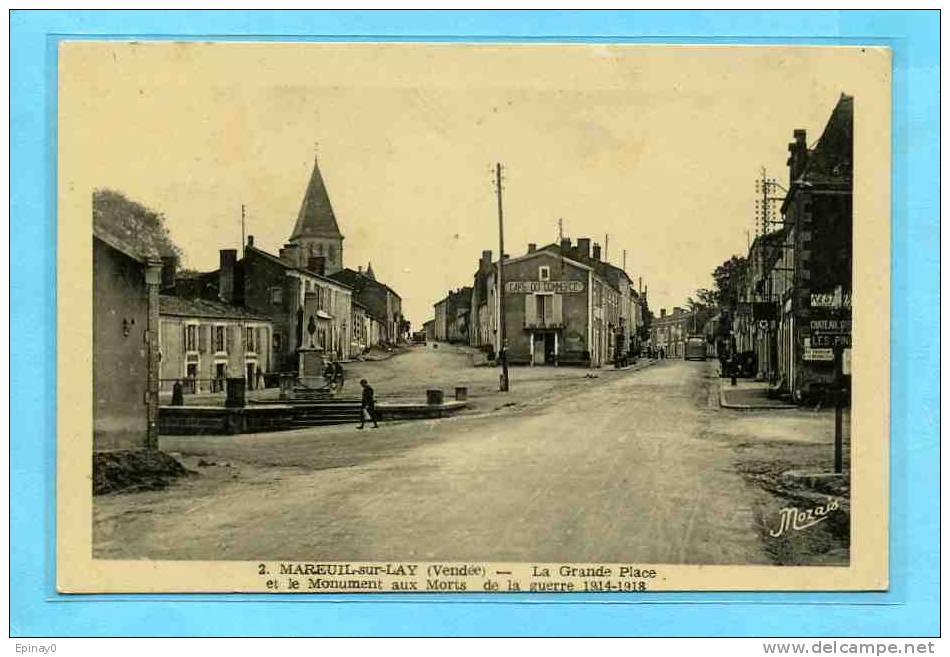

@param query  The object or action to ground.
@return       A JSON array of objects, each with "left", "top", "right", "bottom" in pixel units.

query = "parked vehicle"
[{"left": 684, "top": 335, "right": 707, "bottom": 361}]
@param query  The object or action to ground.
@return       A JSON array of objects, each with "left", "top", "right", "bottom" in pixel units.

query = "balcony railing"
[{"left": 524, "top": 319, "right": 564, "bottom": 330}]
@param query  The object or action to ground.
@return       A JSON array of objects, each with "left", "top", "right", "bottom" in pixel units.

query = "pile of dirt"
[
  {"left": 736, "top": 456, "right": 850, "bottom": 565},
  {"left": 93, "top": 450, "right": 194, "bottom": 496}
]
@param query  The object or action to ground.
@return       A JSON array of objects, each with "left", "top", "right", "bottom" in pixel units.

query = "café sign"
[{"left": 505, "top": 280, "right": 584, "bottom": 294}]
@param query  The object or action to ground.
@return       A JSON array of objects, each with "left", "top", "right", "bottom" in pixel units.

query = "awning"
[{"left": 316, "top": 310, "right": 333, "bottom": 320}]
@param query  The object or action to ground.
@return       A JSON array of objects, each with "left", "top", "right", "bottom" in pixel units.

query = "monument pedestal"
[{"left": 298, "top": 347, "right": 327, "bottom": 389}]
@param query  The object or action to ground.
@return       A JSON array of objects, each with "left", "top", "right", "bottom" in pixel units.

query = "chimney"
[
  {"left": 160, "top": 255, "right": 177, "bottom": 290},
  {"left": 279, "top": 243, "right": 302, "bottom": 268},
  {"left": 577, "top": 238, "right": 591, "bottom": 259},
  {"left": 787, "top": 128, "right": 808, "bottom": 181},
  {"left": 219, "top": 249, "right": 237, "bottom": 304},
  {"left": 592, "top": 244, "right": 601, "bottom": 261},
  {"left": 358, "top": 265, "right": 363, "bottom": 274},
  {"left": 560, "top": 238, "right": 571, "bottom": 252},
  {"left": 308, "top": 256, "right": 326, "bottom": 276},
  {"left": 660, "top": 308, "right": 667, "bottom": 318},
  {"left": 527, "top": 243, "right": 537, "bottom": 253},
  {"left": 247, "top": 235, "right": 254, "bottom": 248}
]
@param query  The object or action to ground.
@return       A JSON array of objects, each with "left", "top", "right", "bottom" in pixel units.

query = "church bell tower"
[{"left": 288, "top": 151, "right": 344, "bottom": 275}]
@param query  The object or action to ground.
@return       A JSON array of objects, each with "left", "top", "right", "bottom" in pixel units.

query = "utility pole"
[
  {"left": 241, "top": 204, "right": 246, "bottom": 257},
  {"left": 495, "top": 163, "right": 509, "bottom": 392}
]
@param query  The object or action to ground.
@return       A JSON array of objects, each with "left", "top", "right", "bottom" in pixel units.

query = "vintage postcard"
[{"left": 57, "top": 42, "right": 890, "bottom": 593}]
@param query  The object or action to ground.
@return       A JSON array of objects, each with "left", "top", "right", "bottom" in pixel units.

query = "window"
[
  {"left": 270, "top": 287, "right": 283, "bottom": 305},
  {"left": 539, "top": 266, "right": 550, "bottom": 282},
  {"left": 246, "top": 327, "right": 256, "bottom": 353},
  {"left": 214, "top": 326, "right": 226, "bottom": 353},
  {"left": 185, "top": 324, "right": 198, "bottom": 351},
  {"left": 536, "top": 294, "right": 548, "bottom": 322},
  {"left": 273, "top": 332, "right": 282, "bottom": 353}
]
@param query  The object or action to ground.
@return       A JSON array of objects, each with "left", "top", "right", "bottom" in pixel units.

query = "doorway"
[
  {"left": 543, "top": 333, "right": 556, "bottom": 364},
  {"left": 214, "top": 363, "right": 227, "bottom": 393},
  {"left": 532, "top": 334, "right": 545, "bottom": 366}
]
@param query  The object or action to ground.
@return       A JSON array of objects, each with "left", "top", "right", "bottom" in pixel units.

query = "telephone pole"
[
  {"left": 495, "top": 163, "right": 509, "bottom": 392},
  {"left": 241, "top": 204, "right": 246, "bottom": 257}
]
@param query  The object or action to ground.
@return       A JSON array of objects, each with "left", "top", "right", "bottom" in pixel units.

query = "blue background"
[{"left": 10, "top": 10, "right": 939, "bottom": 637}]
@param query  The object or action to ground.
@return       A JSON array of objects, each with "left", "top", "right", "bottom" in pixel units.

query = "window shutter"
[
  {"left": 552, "top": 294, "right": 563, "bottom": 325},
  {"left": 199, "top": 325, "right": 208, "bottom": 352},
  {"left": 182, "top": 324, "right": 187, "bottom": 350},
  {"left": 227, "top": 325, "right": 236, "bottom": 351},
  {"left": 524, "top": 294, "right": 536, "bottom": 326}
]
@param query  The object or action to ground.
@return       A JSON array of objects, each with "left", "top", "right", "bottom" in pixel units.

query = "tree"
[
  {"left": 712, "top": 255, "right": 747, "bottom": 311},
  {"left": 695, "top": 288, "right": 719, "bottom": 308},
  {"left": 93, "top": 189, "right": 182, "bottom": 263}
]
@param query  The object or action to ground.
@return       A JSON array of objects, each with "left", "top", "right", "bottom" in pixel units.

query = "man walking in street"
[{"left": 358, "top": 378, "right": 379, "bottom": 430}]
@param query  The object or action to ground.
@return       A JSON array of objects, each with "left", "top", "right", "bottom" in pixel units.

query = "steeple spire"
[
  {"left": 290, "top": 151, "right": 343, "bottom": 241},
  {"left": 365, "top": 262, "right": 376, "bottom": 280}
]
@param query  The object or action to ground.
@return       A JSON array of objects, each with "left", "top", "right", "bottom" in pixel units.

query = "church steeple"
[
  {"left": 365, "top": 261, "right": 376, "bottom": 280},
  {"left": 288, "top": 150, "right": 344, "bottom": 274}
]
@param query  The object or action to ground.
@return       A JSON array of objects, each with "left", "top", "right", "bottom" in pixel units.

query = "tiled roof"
[
  {"left": 245, "top": 245, "right": 352, "bottom": 289},
  {"left": 329, "top": 268, "right": 401, "bottom": 301},
  {"left": 804, "top": 94, "right": 853, "bottom": 187},
  {"left": 159, "top": 295, "right": 272, "bottom": 321}
]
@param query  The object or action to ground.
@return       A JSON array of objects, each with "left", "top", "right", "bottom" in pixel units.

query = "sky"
[{"left": 60, "top": 42, "right": 884, "bottom": 327}]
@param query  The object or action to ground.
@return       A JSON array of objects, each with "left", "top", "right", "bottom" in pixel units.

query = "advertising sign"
[
  {"left": 803, "top": 347, "right": 834, "bottom": 362},
  {"left": 505, "top": 280, "right": 584, "bottom": 294},
  {"left": 809, "top": 319, "right": 852, "bottom": 332},
  {"left": 809, "top": 286, "right": 852, "bottom": 310},
  {"left": 811, "top": 333, "right": 852, "bottom": 349}
]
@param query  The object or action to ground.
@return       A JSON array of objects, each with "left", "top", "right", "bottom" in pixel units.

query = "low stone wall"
[
  {"left": 159, "top": 405, "right": 296, "bottom": 435},
  {"left": 159, "top": 399, "right": 468, "bottom": 435},
  {"left": 376, "top": 400, "right": 467, "bottom": 421}
]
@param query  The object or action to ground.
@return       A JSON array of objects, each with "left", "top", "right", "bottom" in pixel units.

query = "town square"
[{"left": 81, "top": 42, "right": 856, "bottom": 569}]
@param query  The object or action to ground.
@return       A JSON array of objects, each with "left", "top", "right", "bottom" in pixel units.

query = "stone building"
[
  {"left": 173, "top": 240, "right": 354, "bottom": 370},
  {"left": 774, "top": 94, "right": 853, "bottom": 402},
  {"left": 734, "top": 228, "right": 787, "bottom": 379},
  {"left": 489, "top": 238, "right": 638, "bottom": 367},
  {"left": 158, "top": 295, "right": 273, "bottom": 393},
  {"left": 350, "top": 299, "right": 381, "bottom": 355},
  {"left": 432, "top": 286, "right": 473, "bottom": 343},
  {"left": 329, "top": 264, "right": 406, "bottom": 346},
  {"left": 649, "top": 307, "right": 704, "bottom": 359},
  {"left": 469, "top": 250, "right": 496, "bottom": 352},
  {"left": 92, "top": 192, "right": 170, "bottom": 451}
]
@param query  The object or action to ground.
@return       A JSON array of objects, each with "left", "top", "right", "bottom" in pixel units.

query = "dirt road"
[{"left": 95, "top": 360, "right": 777, "bottom": 564}]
